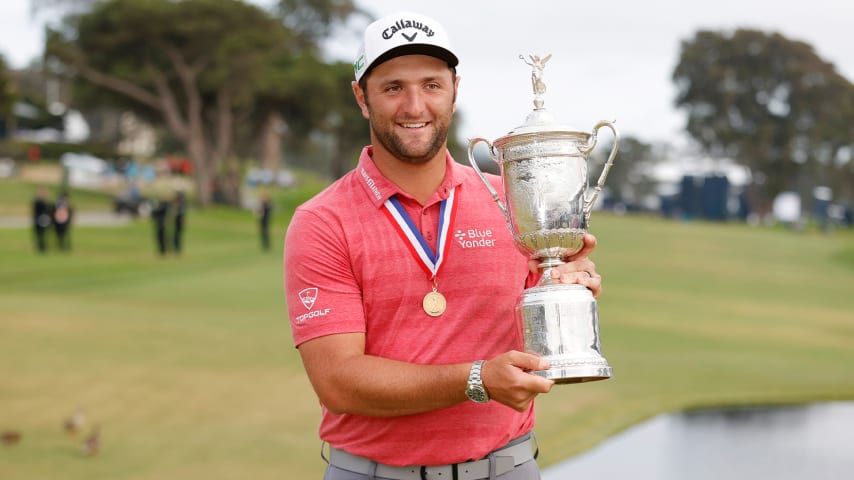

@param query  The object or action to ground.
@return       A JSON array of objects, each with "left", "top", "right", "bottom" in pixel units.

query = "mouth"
[{"left": 400, "top": 122, "right": 428, "bottom": 129}]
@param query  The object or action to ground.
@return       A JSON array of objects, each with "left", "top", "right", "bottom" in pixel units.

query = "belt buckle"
[
  {"left": 421, "top": 455, "right": 515, "bottom": 480},
  {"left": 421, "top": 464, "right": 457, "bottom": 480}
]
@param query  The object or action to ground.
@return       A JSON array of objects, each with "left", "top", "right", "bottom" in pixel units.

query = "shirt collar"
[{"left": 355, "top": 146, "right": 465, "bottom": 208}]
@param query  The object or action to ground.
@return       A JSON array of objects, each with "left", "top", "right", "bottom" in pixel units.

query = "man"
[
  {"left": 32, "top": 187, "right": 53, "bottom": 254},
  {"left": 172, "top": 191, "right": 186, "bottom": 254},
  {"left": 284, "top": 11, "right": 602, "bottom": 480},
  {"left": 53, "top": 191, "right": 73, "bottom": 252},
  {"left": 257, "top": 192, "right": 273, "bottom": 252},
  {"left": 151, "top": 196, "right": 170, "bottom": 256}
]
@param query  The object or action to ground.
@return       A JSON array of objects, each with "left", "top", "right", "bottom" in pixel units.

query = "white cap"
[{"left": 353, "top": 11, "right": 459, "bottom": 82}]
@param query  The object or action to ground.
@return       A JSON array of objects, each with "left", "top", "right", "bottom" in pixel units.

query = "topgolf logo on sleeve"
[
  {"left": 299, "top": 288, "right": 318, "bottom": 310},
  {"left": 295, "top": 287, "right": 330, "bottom": 324}
]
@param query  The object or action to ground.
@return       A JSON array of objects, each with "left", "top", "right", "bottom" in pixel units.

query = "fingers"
[
  {"left": 554, "top": 234, "right": 602, "bottom": 296},
  {"left": 527, "top": 258, "right": 540, "bottom": 274},
  {"left": 528, "top": 233, "right": 597, "bottom": 273},
  {"left": 576, "top": 269, "right": 602, "bottom": 297},
  {"left": 566, "top": 233, "right": 597, "bottom": 262},
  {"left": 505, "top": 350, "right": 550, "bottom": 372},
  {"left": 549, "top": 259, "right": 602, "bottom": 297},
  {"left": 482, "top": 351, "right": 554, "bottom": 412},
  {"left": 529, "top": 233, "right": 603, "bottom": 296},
  {"left": 529, "top": 234, "right": 597, "bottom": 274}
]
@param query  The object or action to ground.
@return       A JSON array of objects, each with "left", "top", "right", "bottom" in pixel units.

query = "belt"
[{"left": 326, "top": 435, "right": 535, "bottom": 480}]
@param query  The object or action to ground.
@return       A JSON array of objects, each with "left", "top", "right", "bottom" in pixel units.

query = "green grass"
[{"left": 1, "top": 177, "right": 853, "bottom": 479}]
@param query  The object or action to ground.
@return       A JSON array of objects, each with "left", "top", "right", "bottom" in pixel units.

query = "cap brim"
[{"left": 362, "top": 44, "right": 459, "bottom": 80}]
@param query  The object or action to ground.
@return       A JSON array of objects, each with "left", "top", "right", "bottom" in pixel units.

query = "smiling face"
[{"left": 353, "top": 54, "right": 459, "bottom": 166}]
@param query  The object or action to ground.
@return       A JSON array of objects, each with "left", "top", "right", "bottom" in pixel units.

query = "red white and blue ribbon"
[{"left": 382, "top": 187, "right": 458, "bottom": 280}]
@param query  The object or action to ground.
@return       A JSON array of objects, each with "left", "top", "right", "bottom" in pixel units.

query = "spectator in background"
[
  {"left": 32, "top": 187, "right": 53, "bottom": 254},
  {"left": 172, "top": 191, "right": 186, "bottom": 254},
  {"left": 257, "top": 192, "right": 273, "bottom": 252},
  {"left": 27, "top": 145, "right": 41, "bottom": 162},
  {"left": 151, "top": 196, "right": 170, "bottom": 256},
  {"left": 53, "top": 191, "right": 74, "bottom": 252}
]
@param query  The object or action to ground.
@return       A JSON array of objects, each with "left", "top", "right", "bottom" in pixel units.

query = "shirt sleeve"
[{"left": 284, "top": 207, "right": 368, "bottom": 347}]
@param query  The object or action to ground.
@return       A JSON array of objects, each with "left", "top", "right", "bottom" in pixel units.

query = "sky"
[{"left": 1, "top": 0, "right": 853, "bottom": 146}]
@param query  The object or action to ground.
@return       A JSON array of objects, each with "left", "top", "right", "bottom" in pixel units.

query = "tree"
[
  {"left": 274, "top": 0, "right": 366, "bottom": 51},
  {"left": 250, "top": 0, "right": 366, "bottom": 176},
  {"left": 0, "top": 55, "right": 14, "bottom": 121},
  {"left": 673, "top": 29, "right": 854, "bottom": 212},
  {"left": 590, "top": 135, "right": 661, "bottom": 211},
  {"left": 46, "top": 0, "right": 297, "bottom": 206},
  {"left": 286, "top": 60, "right": 368, "bottom": 178}
]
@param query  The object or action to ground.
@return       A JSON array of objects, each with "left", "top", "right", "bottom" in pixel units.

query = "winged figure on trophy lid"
[{"left": 520, "top": 54, "right": 552, "bottom": 108}]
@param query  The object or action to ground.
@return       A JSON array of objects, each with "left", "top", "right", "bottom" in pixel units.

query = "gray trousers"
[{"left": 323, "top": 458, "right": 541, "bottom": 480}]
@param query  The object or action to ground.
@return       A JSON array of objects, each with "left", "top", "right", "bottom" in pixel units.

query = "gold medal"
[
  {"left": 422, "top": 290, "right": 447, "bottom": 317},
  {"left": 381, "top": 191, "right": 458, "bottom": 318}
]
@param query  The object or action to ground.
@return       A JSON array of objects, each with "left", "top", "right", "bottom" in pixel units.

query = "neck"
[{"left": 371, "top": 149, "right": 447, "bottom": 205}]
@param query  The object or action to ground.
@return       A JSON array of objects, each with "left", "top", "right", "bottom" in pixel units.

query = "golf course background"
[{"left": 2, "top": 176, "right": 853, "bottom": 479}]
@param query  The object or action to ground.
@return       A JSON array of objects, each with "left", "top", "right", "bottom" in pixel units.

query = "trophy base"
[
  {"left": 533, "top": 364, "right": 613, "bottom": 384},
  {"left": 519, "top": 284, "right": 613, "bottom": 385}
]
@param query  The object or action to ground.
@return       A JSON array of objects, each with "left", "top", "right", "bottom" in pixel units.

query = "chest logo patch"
[{"left": 454, "top": 228, "right": 497, "bottom": 249}]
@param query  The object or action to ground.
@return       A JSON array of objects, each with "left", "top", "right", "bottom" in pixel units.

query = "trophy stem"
[{"left": 538, "top": 257, "right": 564, "bottom": 286}]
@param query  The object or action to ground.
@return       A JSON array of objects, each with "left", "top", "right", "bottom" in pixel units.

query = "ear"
[
  {"left": 452, "top": 75, "right": 461, "bottom": 113},
  {"left": 352, "top": 81, "right": 370, "bottom": 119}
]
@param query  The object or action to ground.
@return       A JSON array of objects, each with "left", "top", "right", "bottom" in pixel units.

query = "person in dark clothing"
[
  {"left": 32, "top": 188, "right": 53, "bottom": 254},
  {"left": 258, "top": 193, "right": 273, "bottom": 251},
  {"left": 151, "top": 197, "right": 170, "bottom": 256},
  {"left": 53, "top": 192, "right": 74, "bottom": 252},
  {"left": 172, "top": 191, "right": 186, "bottom": 254}
]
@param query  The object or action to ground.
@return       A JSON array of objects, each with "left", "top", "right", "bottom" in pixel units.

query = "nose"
[{"left": 400, "top": 87, "right": 426, "bottom": 116}]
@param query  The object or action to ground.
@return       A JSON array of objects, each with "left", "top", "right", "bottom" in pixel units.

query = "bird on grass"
[
  {"left": 81, "top": 426, "right": 100, "bottom": 457},
  {"left": 1, "top": 430, "right": 22, "bottom": 446},
  {"left": 63, "top": 408, "right": 86, "bottom": 436}
]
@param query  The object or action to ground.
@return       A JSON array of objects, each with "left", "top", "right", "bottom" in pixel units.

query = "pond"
[{"left": 542, "top": 402, "right": 854, "bottom": 480}]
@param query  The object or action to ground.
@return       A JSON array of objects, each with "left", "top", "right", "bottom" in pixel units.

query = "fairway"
[{"left": 2, "top": 189, "right": 853, "bottom": 479}]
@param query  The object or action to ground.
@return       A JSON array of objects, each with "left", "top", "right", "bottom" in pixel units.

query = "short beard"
[{"left": 371, "top": 122, "right": 448, "bottom": 165}]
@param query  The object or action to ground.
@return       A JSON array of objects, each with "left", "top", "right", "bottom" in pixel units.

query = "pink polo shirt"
[{"left": 284, "top": 147, "right": 539, "bottom": 466}]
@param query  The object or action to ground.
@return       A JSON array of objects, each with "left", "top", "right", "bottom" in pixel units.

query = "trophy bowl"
[{"left": 468, "top": 54, "right": 619, "bottom": 384}]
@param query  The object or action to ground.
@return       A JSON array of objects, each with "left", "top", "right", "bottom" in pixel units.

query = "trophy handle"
[
  {"left": 467, "top": 137, "right": 507, "bottom": 215},
  {"left": 582, "top": 120, "right": 620, "bottom": 224}
]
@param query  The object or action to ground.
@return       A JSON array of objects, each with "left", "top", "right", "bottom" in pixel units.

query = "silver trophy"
[{"left": 468, "top": 54, "right": 619, "bottom": 384}]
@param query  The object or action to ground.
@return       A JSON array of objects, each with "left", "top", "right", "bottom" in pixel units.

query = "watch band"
[
  {"left": 469, "top": 360, "right": 484, "bottom": 382},
  {"left": 466, "top": 360, "right": 489, "bottom": 403}
]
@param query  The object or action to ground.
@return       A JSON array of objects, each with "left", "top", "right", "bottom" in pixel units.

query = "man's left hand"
[{"left": 528, "top": 233, "right": 602, "bottom": 297}]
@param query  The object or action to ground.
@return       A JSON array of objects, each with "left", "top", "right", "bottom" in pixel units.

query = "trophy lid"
[
  {"left": 506, "top": 107, "right": 583, "bottom": 136},
  {"left": 499, "top": 54, "right": 587, "bottom": 139}
]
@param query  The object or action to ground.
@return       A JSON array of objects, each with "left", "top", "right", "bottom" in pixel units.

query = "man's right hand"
[{"left": 481, "top": 351, "right": 554, "bottom": 412}]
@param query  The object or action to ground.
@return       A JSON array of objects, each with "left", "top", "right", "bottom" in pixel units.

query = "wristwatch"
[{"left": 465, "top": 360, "right": 490, "bottom": 403}]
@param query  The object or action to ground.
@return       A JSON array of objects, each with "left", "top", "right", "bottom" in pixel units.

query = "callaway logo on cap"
[{"left": 353, "top": 11, "right": 459, "bottom": 82}]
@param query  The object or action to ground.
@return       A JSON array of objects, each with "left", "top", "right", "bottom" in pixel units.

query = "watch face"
[{"left": 466, "top": 385, "right": 489, "bottom": 403}]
